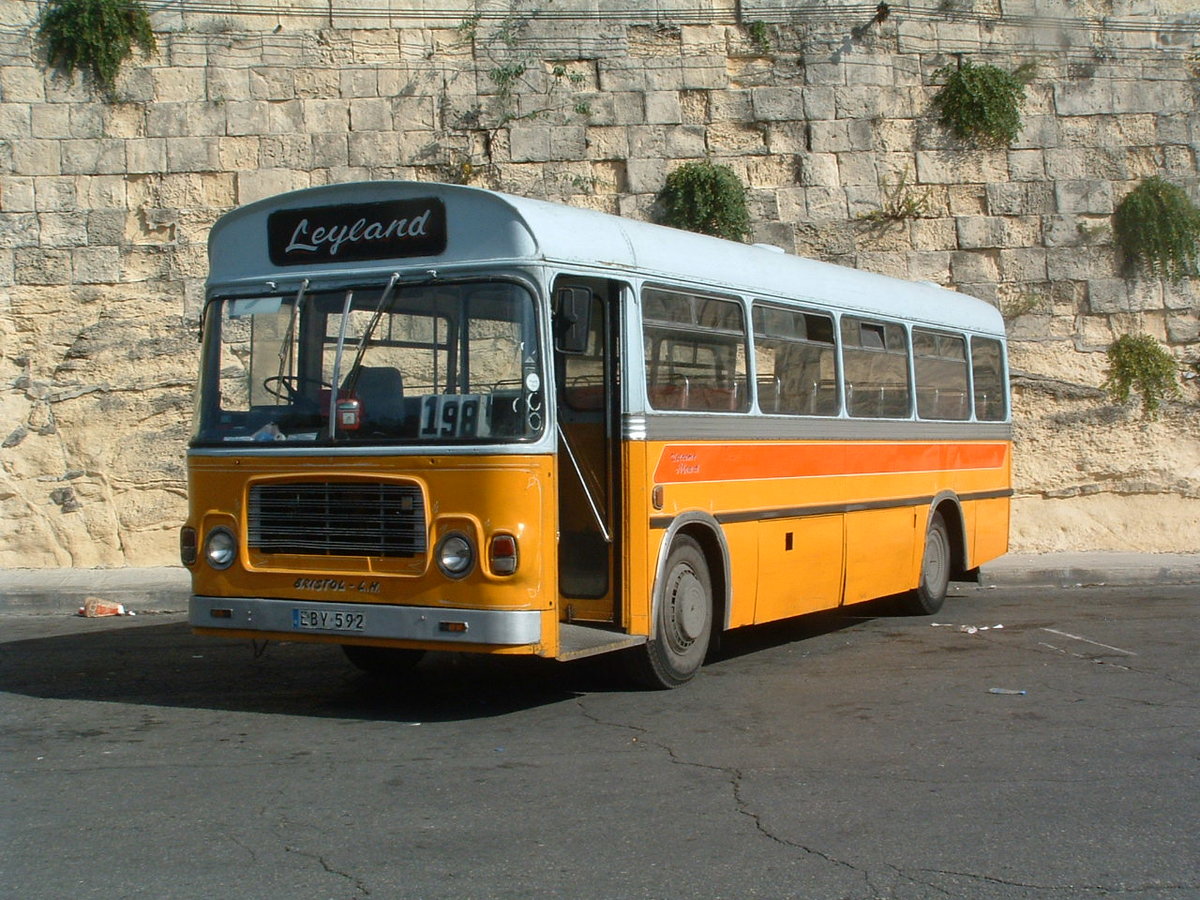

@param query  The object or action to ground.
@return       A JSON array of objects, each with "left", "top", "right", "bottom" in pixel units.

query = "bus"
[{"left": 183, "top": 181, "right": 1010, "bottom": 688}]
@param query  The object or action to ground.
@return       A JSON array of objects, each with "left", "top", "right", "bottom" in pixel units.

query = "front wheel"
[
  {"left": 898, "top": 511, "right": 951, "bottom": 616},
  {"left": 626, "top": 534, "right": 713, "bottom": 689}
]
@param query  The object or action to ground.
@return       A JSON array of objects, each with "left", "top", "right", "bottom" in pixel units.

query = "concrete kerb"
[
  {"left": 0, "top": 568, "right": 191, "bottom": 616},
  {"left": 977, "top": 552, "right": 1200, "bottom": 590},
  {"left": 0, "top": 553, "right": 1197, "bottom": 616}
]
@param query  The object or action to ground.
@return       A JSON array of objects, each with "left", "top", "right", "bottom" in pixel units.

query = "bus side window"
[
  {"left": 842, "top": 316, "right": 912, "bottom": 418},
  {"left": 643, "top": 288, "right": 749, "bottom": 412},
  {"left": 971, "top": 336, "right": 1008, "bottom": 421},
  {"left": 913, "top": 328, "right": 969, "bottom": 421},
  {"left": 752, "top": 304, "right": 838, "bottom": 416}
]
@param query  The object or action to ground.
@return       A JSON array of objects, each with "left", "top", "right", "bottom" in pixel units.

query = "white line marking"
[{"left": 1040, "top": 628, "right": 1137, "bottom": 656}]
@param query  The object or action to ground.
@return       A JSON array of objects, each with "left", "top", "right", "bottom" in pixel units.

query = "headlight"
[
  {"left": 204, "top": 527, "right": 237, "bottom": 570},
  {"left": 436, "top": 532, "right": 474, "bottom": 579}
]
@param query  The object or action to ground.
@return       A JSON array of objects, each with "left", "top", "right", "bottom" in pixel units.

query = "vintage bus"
[{"left": 183, "top": 181, "right": 1010, "bottom": 687}]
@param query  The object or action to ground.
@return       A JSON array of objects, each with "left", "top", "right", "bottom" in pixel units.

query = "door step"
[{"left": 557, "top": 623, "right": 646, "bottom": 661}]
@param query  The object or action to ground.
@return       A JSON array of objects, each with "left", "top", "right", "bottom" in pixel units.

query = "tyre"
[
  {"left": 626, "top": 534, "right": 713, "bottom": 689},
  {"left": 342, "top": 644, "right": 424, "bottom": 679},
  {"left": 899, "top": 510, "right": 951, "bottom": 616}
]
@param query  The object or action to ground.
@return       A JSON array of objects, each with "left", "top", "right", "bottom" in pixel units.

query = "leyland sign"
[{"left": 267, "top": 197, "right": 447, "bottom": 265}]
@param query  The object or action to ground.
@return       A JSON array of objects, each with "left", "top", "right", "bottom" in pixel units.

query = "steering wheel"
[{"left": 262, "top": 375, "right": 332, "bottom": 405}]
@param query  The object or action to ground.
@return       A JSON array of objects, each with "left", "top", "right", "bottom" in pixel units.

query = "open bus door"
[{"left": 552, "top": 276, "right": 625, "bottom": 631}]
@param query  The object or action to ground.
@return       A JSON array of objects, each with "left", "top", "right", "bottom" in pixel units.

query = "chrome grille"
[{"left": 248, "top": 482, "right": 426, "bottom": 558}]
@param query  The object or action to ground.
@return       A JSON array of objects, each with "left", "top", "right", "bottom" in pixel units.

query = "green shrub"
[
  {"left": 1103, "top": 333, "right": 1181, "bottom": 418},
  {"left": 1113, "top": 177, "right": 1200, "bottom": 281},
  {"left": 931, "top": 59, "right": 1033, "bottom": 148},
  {"left": 38, "top": 0, "right": 156, "bottom": 95},
  {"left": 657, "top": 161, "right": 751, "bottom": 242}
]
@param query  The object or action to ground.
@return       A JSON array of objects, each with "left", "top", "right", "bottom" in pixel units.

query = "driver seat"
[{"left": 347, "top": 366, "right": 405, "bottom": 429}]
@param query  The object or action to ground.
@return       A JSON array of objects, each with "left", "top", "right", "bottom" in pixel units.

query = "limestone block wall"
[{"left": 0, "top": 0, "right": 1197, "bottom": 566}]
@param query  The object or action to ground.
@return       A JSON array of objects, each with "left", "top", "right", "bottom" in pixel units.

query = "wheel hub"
[{"left": 671, "top": 569, "right": 706, "bottom": 643}]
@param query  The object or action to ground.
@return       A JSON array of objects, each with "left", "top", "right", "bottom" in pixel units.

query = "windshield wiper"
[
  {"left": 326, "top": 288, "right": 356, "bottom": 439},
  {"left": 327, "top": 273, "right": 405, "bottom": 440},
  {"left": 340, "top": 272, "right": 401, "bottom": 398},
  {"left": 275, "top": 278, "right": 308, "bottom": 386}
]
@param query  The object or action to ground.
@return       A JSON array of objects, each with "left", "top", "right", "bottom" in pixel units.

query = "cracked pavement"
[{"left": 2, "top": 584, "right": 1197, "bottom": 898}]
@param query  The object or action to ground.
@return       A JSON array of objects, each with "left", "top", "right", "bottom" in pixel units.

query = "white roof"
[{"left": 208, "top": 181, "right": 1005, "bottom": 336}]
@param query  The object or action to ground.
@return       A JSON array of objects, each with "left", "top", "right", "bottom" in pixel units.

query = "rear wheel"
[
  {"left": 342, "top": 645, "right": 424, "bottom": 679},
  {"left": 626, "top": 534, "right": 712, "bottom": 689},
  {"left": 899, "top": 511, "right": 951, "bottom": 615}
]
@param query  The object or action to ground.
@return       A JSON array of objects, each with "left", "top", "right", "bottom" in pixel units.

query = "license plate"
[{"left": 292, "top": 608, "right": 366, "bottom": 633}]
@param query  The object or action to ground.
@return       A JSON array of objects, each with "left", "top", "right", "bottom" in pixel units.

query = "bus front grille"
[{"left": 248, "top": 482, "right": 427, "bottom": 558}]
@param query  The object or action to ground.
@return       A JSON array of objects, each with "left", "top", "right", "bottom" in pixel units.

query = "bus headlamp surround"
[
  {"left": 204, "top": 527, "right": 238, "bottom": 570},
  {"left": 436, "top": 532, "right": 475, "bottom": 579}
]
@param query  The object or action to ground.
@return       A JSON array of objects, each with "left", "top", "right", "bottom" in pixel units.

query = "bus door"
[{"left": 553, "top": 276, "right": 623, "bottom": 624}]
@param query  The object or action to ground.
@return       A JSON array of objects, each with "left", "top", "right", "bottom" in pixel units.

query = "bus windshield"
[{"left": 193, "top": 279, "right": 545, "bottom": 446}]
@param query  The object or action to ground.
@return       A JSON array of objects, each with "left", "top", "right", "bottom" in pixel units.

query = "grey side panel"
[{"left": 641, "top": 415, "right": 1013, "bottom": 442}]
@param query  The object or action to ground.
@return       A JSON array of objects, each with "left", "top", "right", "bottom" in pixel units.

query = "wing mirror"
[{"left": 554, "top": 286, "right": 593, "bottom": 354}]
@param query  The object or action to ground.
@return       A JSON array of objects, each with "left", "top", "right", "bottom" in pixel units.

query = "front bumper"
[{"left": 189, "top": 595, "right": 542, "bottom": 646}]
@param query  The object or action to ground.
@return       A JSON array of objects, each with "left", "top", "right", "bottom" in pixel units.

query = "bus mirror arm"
[{"left": 557, "top": 423, "right": 612, "bottom": 545}]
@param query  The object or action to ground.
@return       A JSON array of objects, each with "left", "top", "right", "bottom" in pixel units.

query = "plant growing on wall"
[
  {"left": 656, "top": 161, "right": 751, "bottom": 242},
  {"left": 38, "top": 0, "right": 156, "bottom": 96},
  {"left": 1113, "top": 176, "right": 1200, "bottom": 280},
  {"left": 856, "top": 169, "right": 930, "bottom": 225},
  {"left": 746, "top": 21, "right": 772, "bottom": 54},
  {"left": 931, "top": 58, "right": 1034, "bottom": 148},
  {"left": 447, "top": 0, "right": 591, "bottom": 180},
  {"left": 1102, "top": 332, "right": 1181, "bottom": 418}
]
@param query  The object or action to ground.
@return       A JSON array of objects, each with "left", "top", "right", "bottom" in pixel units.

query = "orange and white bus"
[{"left": 183, "top": 181, "right": 1010, "bottom": 687}]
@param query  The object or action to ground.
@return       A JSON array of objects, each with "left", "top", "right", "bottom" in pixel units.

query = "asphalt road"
[{"left": 2, "top": 583, "right": 1196, "bottom": 899}]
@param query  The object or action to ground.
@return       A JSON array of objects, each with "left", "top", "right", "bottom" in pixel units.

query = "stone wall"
[{"left": 1, "top": 0, "right": 1197, "bottom": 567}]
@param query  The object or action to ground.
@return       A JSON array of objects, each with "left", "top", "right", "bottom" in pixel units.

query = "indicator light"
[
  {"left": 489, "top": 533, "right": 519, "bottom": 575},
  {"left": 180, "top": 527, "right": 198, "bottom": 566}
]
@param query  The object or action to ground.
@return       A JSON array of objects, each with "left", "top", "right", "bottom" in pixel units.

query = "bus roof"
[{"left": 208, "top": 180, "right": 1005, "bottom": 336}]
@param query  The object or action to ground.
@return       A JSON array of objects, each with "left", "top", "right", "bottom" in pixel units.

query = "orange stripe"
[{"left": 653, "top": 442, "right": 1009, "bottom": 484}]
